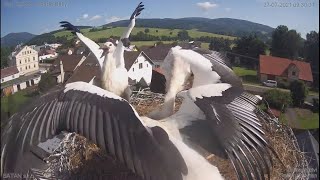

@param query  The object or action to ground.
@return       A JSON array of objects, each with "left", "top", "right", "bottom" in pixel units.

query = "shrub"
[
  {"left": 289, "top": 80, "right": 308, "bottom": 107},
  {"left": 38, "top": 73, "right": 57, "bottom": 93},
  {"left": 264, "top": 89, "right": 292, "bottom": 111}
]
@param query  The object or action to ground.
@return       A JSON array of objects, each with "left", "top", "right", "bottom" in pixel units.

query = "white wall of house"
[
  {"left": 1, "top": 72, "right": 20, "bottom": 83},
  {"left": 12, "top": 46, "right": 39, "bottom": 75},
  {"left": 128, "top": 54, "right": 153, "bottom": 85},
  {"left": 39, "top": 53, "right": 58, "bottom": 61},
  {"left": 12, "top": 76, "right": 41, "bottom": 93}
]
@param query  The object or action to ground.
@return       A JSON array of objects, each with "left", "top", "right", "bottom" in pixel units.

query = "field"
[
  {"left": 54, "top": 27, "right": 237, "bottom": 41},
  {"left": 232, "top": 66, "right": 259, "bottom": 84},
  {"left": 1, "top": 87, "right": 39, "bottom": 127}
]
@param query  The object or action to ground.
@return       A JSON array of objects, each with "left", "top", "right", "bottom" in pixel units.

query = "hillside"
[
  {"left": 1, "top": 32, "right": 36, "bottom": 47},
  {"left": 53, "top": 27, "right": 237, "bottom": 41},
  {"left": 105, "top": 17, "right": 274, "bottom": 41},
  {"left": 26, "top": 17, "right": 275, "bottom": 45}
]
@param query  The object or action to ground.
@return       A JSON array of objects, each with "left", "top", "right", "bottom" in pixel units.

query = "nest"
[{"left": 43, "top": 89, "right": 310, "bottom": 180}]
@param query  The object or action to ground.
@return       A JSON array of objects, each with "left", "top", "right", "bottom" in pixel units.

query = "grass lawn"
[
  {"left": 232, "top": 66, "right": 260, "bottom": 85},
  {"left": 1, "top": 88, "right": 39, "bottom": 115},
  {"left": 54, "top": 27, "right": 237, "bottom": 41},
  {"left": 294, "top": 108, "right": 319, "bottom": 129}
]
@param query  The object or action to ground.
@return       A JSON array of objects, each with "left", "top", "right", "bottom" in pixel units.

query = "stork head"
[{"left": 100, "top": 41, "right": 116, "bottom": 58}]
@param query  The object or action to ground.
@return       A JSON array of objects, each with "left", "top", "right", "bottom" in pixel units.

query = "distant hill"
[
  {"left": 1, "top": 32, "right": 36, "bottom": 47},
  {"left": 25, "top": 18, "right": 274, "bottom": 46},
  {"left": 105, "top": 17, "right": 274, "bottom": 41}
]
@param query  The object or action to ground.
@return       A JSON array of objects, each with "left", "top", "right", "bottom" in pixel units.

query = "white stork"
[
  {"left": 0, "top": 46, "right": 275, "bottom": 179},
  {"left": 147, "top": 46, "right": 275, "bottom": 180},
  {"left": 59, "top": 2, "right": 144, "bottom": 100},
  {"left": 1, "top": 82, "right": 224, "bottom": 180}
]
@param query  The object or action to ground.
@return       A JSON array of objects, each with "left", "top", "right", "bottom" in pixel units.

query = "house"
[
  {"left": 1, "top": 73, "right": 41, "bottom": 96},
  {"left": 259, "top": 55, "right": 313, "bottom": 86},
  {"left": 66, "top": 53, "right": 101, "bottom": 84},
  {"left": 50, "top": 54, "right": 86, "bottom": 83},
  {"left": 139, "top": 44, "right": 173, "bottom": 68},
  {"left": 38, "top": 49, "right": 58, "bottom": 62},
  {"left": 1, "top": 66, "right": 20, "bottom": 84},
  {"left": 124, "top": 51, "right": 154, "bottom": 86},
  {"left": 150, "top": 68, "right": 166, "bottom": 93},
  {"left": 8, "top": 45, "right": 39, "bottom": 75}
]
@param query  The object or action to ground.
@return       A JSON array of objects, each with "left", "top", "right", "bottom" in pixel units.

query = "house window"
[
  {"left": 292, "top": 71, "right": 296, "bottom": 76},
  {"left": 132, "top": 68, "right": 134, "bottom": 72},
  {"left": 25, "top": 66, "right": 27, "bottom": 70},
  {"left": 139, "top": 63, "right": 143, "bottom": 69},
  {"left": 1, "top": 79, "right": 4, "bottom": 82},
  {"left": 20, "top": 60, "right": 21, "bottom": 64},
  {"left": 34, "top": 64, "right": 36, "bottom": 68},
  {"left": 29, "top": 65, "right": 31, "bottom": 69},
  {"left": 33, "top": 57, "right": 35, "bottom": 61},
  {"left": 28, "top": 58, "right": 30, "bottom": 62},
  {"left": 12, "top": 75, "right": 14, "bottom": 78}
]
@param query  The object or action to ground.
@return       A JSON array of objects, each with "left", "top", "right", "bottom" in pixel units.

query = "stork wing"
[
  {"left": 113, "top": 2, "right": 144, "bottom": 68},
  {"left": 1, "top": 82, "right": 187, "bottom": 180},
  {"left": 180, "top": 84, "right": 272, "bottom": 180},
  {"left": 59, "top": 21, "right": 104, "bottom": 69},
  {"left": 193, "top": 49, "right": 242, "bottom": 87}
]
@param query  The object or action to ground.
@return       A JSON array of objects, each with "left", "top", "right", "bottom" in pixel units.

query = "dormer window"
[{"left": 292, "top": 71, "right": 296, "bottom": 76}]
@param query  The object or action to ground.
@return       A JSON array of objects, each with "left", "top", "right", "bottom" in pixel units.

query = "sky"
[{"left": 1, "top": 0, "right": 319, "bottom": 38}]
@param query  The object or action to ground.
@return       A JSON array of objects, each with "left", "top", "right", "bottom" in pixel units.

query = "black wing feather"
[
  {"left": 1, "top": 84, "right": 187, "bottom": 180},
  {"left": 187, "top": 85, "right": 273, "bottom": 180},
  {"left": 59, "top": 21, "right": 80, "bottom": 35}
]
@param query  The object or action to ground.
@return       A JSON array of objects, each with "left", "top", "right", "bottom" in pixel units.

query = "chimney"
[
  {"left": 68, "top": 49, "right": 73, "bottom": 55},
  {"left": 60, "top": 60, "right": 65, "bottom": 83}
]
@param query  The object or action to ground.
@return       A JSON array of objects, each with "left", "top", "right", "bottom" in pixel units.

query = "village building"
[
  {"left": 259, "top": 55, "right": 313, "bottom": 86},
  {"left": 8, "top": 45, "right": 39, "bottom": 76}
]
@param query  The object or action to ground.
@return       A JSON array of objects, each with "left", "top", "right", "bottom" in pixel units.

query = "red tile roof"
[
  {"left": 1, "top": 66, "right": 19, "bottom": 78},
  {"left": 259, "top": 55, "right": 313, "bottom": 82}
]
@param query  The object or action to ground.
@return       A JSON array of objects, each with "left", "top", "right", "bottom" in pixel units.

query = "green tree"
[
  {"left": 271, "top": 25, "right": 303, "bottom": 59},
  {"left": 209, "top": 38, "right": 231, "bottom": 52},
  {"left": 144, "top": 28, "right": 150, "bottom": 33},
  {"left": 290, "top": 80, "right": 308, "bottom": 107},
  {"left": 177, "top": 30, "right": 190, "bottom": 41},
  {"left": 38, "top": 73, "right": 57, "bottom": 93},
  {"left": 264, "top": 89, "right": 292, "bottom": 111},
  {"left": 304, "top": 31, "right": 319, "bottom": 87},
  {"left": 232, "top": 35, "right": 266, "bottom": 58},
  {"left": 1, "top": 47, "right": 11, "bottom": 68}
]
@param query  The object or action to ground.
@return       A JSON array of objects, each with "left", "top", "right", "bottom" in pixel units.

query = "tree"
[
  {"left": 304, "top": 31, "right": 319, "bottom": 87},
  {"left": 209, "top": 38, "right": 231, "bottom": 52},
  {"left": 177, "top": 30, "right": 190, "bottom": 41},
  {"left": 1, "top": 47, "right": 12, "bottom": 68},
  {"left": 271, "top": 25, "right": 303, "bottom": 59},
  {"left": 144, "top": 28, "right": 150, "bottom": 33},
  {"left": 232, "top": 35, "right": 267, "bottom": 58},
  {"left": 38, "top": 73, "right": 57, "bottom": 93},
  {"left": 264, "top": 89, "right": 292, "bottom": 111},
  {"left": 289, "top": 80, "right": 308, "bottom": 107}
]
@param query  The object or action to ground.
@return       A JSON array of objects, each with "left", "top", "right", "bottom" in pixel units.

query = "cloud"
[
  {"left": 225, "top": 8, "right": 231, "bottom": 12},
  {"left": 105, "top": 16, "right": 128, "bottom": 23},
  {"left": 82, "top": 14, "right": 88, "bottom": 19},
  {"left": 197, "top": 2, "right": 218, "bottom": 11},
  {"left": 90, "top": 15, "right": 102, "bottom": 21}
]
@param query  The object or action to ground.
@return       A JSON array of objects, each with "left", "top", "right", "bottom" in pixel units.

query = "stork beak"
[{"left": 99, "top": 45, "right": 109, "bottom": 58}]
